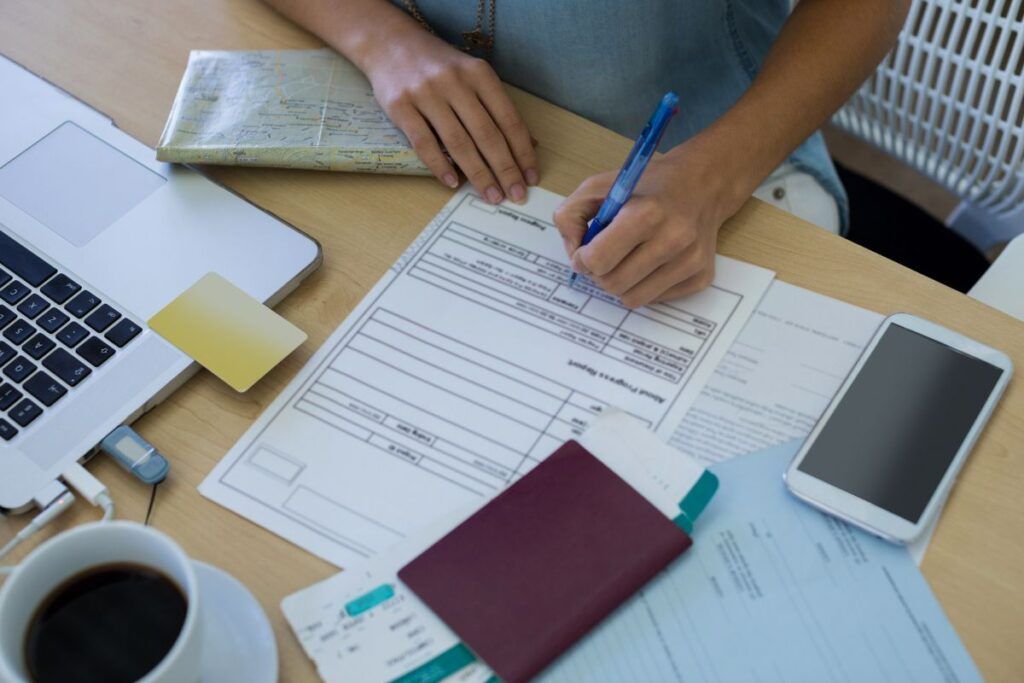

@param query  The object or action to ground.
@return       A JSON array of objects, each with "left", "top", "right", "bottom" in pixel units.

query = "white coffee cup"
[{"left": 0, "top": 521, "right": 203, "bottom": 683}]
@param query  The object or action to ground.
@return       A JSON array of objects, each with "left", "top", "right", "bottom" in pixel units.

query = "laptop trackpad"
[{"left": 0, "top": 121, "right": 165, "bottom": 246}]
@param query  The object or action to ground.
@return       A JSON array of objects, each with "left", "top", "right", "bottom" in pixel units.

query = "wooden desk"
[{"left": 2, "top": 1, "right": 1022, "bottom": 680}]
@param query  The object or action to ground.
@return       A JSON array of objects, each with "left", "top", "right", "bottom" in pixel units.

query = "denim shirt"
[{"left": 392, "top": 0, "right": 849, "bottom": 230}]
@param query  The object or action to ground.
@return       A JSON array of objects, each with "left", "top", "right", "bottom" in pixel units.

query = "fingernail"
[
  {"left": 570, "top": 253, "right": 587, "bottom": 275},
  {"left": 443, "top": 172, "right": 459, "bottom": 188},
  {"left": 486, "top": 186, "right": 503, "bottom": 204},
  {"left": 510, "top": 183, "right": 526, "bottom": 203},
  {"left": 525, "top": 168, "right": 539, "bottom": 186}
]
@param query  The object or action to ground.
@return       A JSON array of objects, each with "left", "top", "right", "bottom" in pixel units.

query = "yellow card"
[{"left": 149, "top": 273, "right": 307, "bottom": 392}]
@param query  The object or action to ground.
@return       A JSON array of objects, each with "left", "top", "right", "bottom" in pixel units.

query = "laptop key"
[
  {"left": 56, "top": 321, "right": 89, "bottom": 347},
  {"left": 3, "top": 356, "right": 36, "bottom": 383},
  {"left": 0, "top": 232, "right": 57, "bottom": 287},
  {"left": 77, "top": 337, "right": 115, "bottom": 367},
  {"left": 23, "top": 333, "right": 55, "bottom": 360},
  {"left": 0, "top": 268, "right": 10, "bottom": 287},
  {"left": 0, "top": 418, "right": 16, "bottom": 441},
  {"left": 8, "top": 398, "right": 42, "bottom": 428},
  {"left": 40, "top": 273, "right": 81, "bottom": 304},
  {"left": 24, "top": 371, "right": 66, "bottom": 407},
  {"left": 0, "top": 342, "right": 15, "bottom": 366},
  {"left": 1, "top": 281, "right": 30, "bottom": 305},
  {"left": 84, "top": 304, "right": 121, "bottom": 332},
  {"left": 38, "top": 309, "right": 70, "bottom": 333},
  {"left": 0, "top": 383, "right": 21, "bottom": 410},
  {"left": 65, "top": 290, "right": 100, "bottom": 318},
  {"left": 43, "top": 348, "right": 92, "bottom": 386},
  {"left": 3, "top": 319, "right": 34, "bottom": 345},
  {"left": 17, "top": 293, "right": 48, "bottom": 320},
  {"left": 105, "top": 318, "right": 142, "bottom": 347},
  {"left": 0, "top": 305, "right": 15, "bottom": 329}
]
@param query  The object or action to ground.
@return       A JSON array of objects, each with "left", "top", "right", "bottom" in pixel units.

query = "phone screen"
[{"left": 797, "top": 324, "right": 1004, "bottom": 523}]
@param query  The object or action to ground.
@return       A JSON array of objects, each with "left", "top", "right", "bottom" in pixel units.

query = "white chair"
[
  {"left": 969, "top": 234, "right": 1024, "bottom": 321},
  {"left": 832, "top": 0, "right": 1024, "bottom": 253}
]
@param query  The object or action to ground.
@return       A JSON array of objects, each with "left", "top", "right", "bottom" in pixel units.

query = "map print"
[{"left": 157, "top": 49, "right": 429, "bottom": 174}]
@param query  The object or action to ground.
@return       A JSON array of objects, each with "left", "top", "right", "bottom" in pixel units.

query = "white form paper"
[
  {"left": 669, "top": 281, "right": 943, "bottom": 565},
  {"left": 670, "top": 280, "right": 884, "bottom": 464},
  {"left": 200, "top": 186, "right": 774, "bottom": 567}
]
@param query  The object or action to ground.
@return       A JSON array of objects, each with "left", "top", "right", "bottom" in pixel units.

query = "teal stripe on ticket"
[
  {"left": 344, "top": 583, "right": 395, "bottom": 616},
  {"left": 672, "top": 512, "right": 693, "bottom": 534},
  {"left": 675, "top": 470, "right": 720, "bottom": 533},
  {"left": 680, "top": 470, "right": 719, "bottom": 519},
  {"left": 390, "top": 643, "right": 478, "bottom": 683}
]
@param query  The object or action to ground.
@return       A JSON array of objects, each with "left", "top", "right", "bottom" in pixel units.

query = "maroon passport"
[{"left": 398, "top": 440, "right": 692, "bottom": 683}]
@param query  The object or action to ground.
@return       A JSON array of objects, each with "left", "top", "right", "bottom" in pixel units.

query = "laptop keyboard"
[{"left": 0, "top": 230, "right": 142, "bottom": 442}]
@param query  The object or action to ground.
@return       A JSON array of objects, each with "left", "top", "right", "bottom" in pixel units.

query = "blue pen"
[{"left": 568, "top": 92, "right": 679, "bottom": 286}]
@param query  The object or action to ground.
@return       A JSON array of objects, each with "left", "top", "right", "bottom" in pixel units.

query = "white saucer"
[{"left": 194, "top": 560, "right": 278, "bottom": 683}]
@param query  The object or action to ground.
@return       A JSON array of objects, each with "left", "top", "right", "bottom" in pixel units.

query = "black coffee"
[{"left": 24, "top": 563, "right": 188, "bottom": 683}]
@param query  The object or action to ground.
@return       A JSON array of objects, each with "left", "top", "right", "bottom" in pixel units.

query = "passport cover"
[{"left": 398, "top": 440, "right": 692, "bottom": 683}]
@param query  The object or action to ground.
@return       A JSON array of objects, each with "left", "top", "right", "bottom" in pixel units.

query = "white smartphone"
[{"left": 784, "top": 313, "right": 1013, "bottom": 543}]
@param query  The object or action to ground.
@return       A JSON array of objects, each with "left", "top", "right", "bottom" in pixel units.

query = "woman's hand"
[
  {"left": 361, "top": 28, "right": 537, "bottom": 203},
  {"left": 553, "top": 140, "right": 749, "bottom": 308}
]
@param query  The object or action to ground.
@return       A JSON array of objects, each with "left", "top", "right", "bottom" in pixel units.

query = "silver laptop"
[{"left": 0, "top": 56, "right": 321, "bottom": 511}]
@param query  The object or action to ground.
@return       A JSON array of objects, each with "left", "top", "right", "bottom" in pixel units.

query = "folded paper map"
[{"left": 157, "top": 49, "right": 429, "bottom": 174}]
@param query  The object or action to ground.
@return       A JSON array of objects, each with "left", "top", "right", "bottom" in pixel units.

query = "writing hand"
[{"left": 554, "top": 146, "right": 745, "bottom": 308}]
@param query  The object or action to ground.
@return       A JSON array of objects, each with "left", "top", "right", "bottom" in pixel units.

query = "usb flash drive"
[{"left": 100, "top": 426, "right": 170, "bottom": 485}]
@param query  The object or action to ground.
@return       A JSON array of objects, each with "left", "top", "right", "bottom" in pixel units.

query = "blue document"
[{"left": 541, "top": 440, "right": 982, "bottom": 682}]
